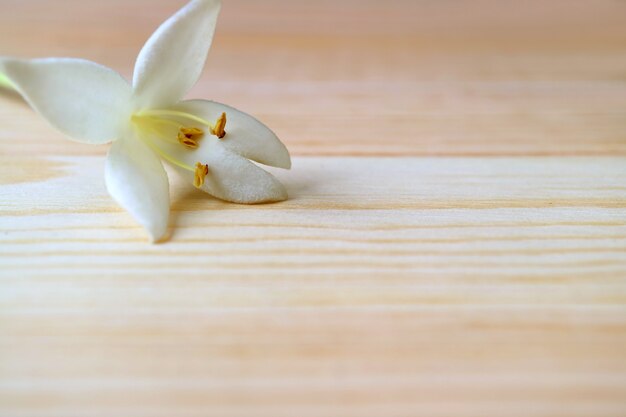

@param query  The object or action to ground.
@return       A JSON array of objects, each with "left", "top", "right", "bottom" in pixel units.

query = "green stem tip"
[{"left": 0, "top": 72, "right": 15, "bottom": 90}]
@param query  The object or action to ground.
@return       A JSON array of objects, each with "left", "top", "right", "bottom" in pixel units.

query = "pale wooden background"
[{"left": 1, "top": 1, "right": 626, "bottom": 416}]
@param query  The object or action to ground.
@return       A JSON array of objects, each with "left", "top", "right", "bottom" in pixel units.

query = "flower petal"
[
  {"left": 159, "top": 136, "right": 287, "bottom": 204},
  {"left": 199, "top": 141, "right": 288, "bottom": 203},
  {"left": 132, "top": 0, "right": 221, "bottom": 108},
  {"left": 0, "top": 57, "right": 131, "bottom": 144},
  {"left": 174, "top": 99, "right": 291, "bottom": 169},
  {"left": 105, "top": 136, "right": 170, "bottom": 242}
]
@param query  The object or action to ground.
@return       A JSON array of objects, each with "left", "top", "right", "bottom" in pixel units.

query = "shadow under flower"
[{"left": 0, "top": 86, "right": 26, "bottom": 104}]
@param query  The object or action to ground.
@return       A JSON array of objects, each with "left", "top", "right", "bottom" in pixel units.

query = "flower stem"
[
  {"left": 136, "top": 133, "right": 195, "bottom": 172},
  {"left": 132, "top": 115, "right": 180, "bottom": 145},
  {"left": 0, "top": 72, "right": 15, "bottom": 90},
  {"left": 145, "top": 116, "right": 182, "bottom": 130},
  {"left": 135, "top": 109, "right": 215, "bottom": 130}
]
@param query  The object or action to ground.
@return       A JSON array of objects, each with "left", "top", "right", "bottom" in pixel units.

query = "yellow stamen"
[
  {"left": 177, "top": 127, "right": 204, "bottom": 149},
  {"left": 131, "top": 111, "right": 214, "bottom": 188},
  {"left": 211, "top": 112, "right": 227, "bottom": 139},
  {"left": 194, "top": 163, "right": 209, "bottom": 188}
]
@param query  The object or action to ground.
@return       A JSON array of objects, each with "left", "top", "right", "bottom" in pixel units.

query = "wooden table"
[{"left": 1, "top": 1, "right": 625, "bottom": 415}]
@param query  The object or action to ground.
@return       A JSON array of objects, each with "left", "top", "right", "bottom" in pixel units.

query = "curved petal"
[
  {"left": 174, "top": 99, "right": 291, "bottom": 169},
  {"left": 199, "top": 141, "right": 288, "bottom": 203},
  {"left": 158, "top": 136, "right": 287, "bottom": 204},
  {"left": 132, "top": 0, "right": 221, "bottom": 108},
  {"left": 105, "top": 136, "right": 170, "bottom": 242},
  {"left": 0, "top": 57, "right": 131, "bottom": 144}
]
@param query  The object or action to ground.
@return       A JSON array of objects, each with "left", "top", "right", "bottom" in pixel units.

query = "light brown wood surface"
[{"left": 1, "top": 1, "right": 625, "bottom": 416}]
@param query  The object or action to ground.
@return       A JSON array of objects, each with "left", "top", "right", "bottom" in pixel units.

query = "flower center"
[
  {"left": 130, "top": 109, "right": 227, "bottom": 188},
  {"left": 178, "top": 127, "right": 204, "bottom": 149}
]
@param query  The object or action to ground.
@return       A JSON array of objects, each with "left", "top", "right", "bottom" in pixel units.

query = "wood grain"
[
  {"left": 1, "top": 0, "right": 625, "bottom": 158},
  {"left": 1, "top": 1, "right": 626, "bottom": 416}
]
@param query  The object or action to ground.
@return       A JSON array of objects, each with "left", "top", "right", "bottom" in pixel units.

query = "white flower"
[{"left": 0, "top": 0, "right": 291, "bottom": 242}]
